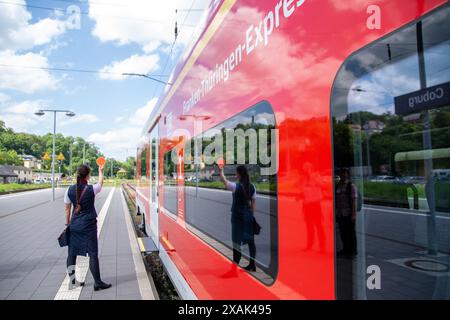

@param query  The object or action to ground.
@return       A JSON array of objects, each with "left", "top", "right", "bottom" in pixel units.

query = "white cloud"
[
  {"left": 0, "top": 1, "right": 67, "bottom": 93},
  {"left": 89, "top": 98, "right": 158, "bottom": 159},
  {"left": 0, "top": 100, "right": 45, "bottom": 132},
  {"left": 0, "top": 50, "right": 60, "bottom": 93},
  {"left": 114, "top": 116, "right": 125, "bottom": 123},
  {"left": 88, "top": 0, "right": 211, "bottom": 50},
  {"left": 60, "top": 113, "right": 99, "bottom": 126},
  {"left": 91, "top": 0, "right": 213, "bottom": 86},
  {"left": 0, "top": 113, "right": 40, "bottom": 132},
  {"left": 88, "top": 126, "right": 141, "bottom": 158},
  {"left": 128, "top": 98, "right": 157, "bottom": 126},
  {"left": 0, "top": 98, "right": 99, "bottom": 133},
  {"left": 99, "top": 54, "right": 160, "bottom": 80},
  {"left": 0, "top": 0, "right": 66, "bottom": 51},
  {"left": 0, "top": 93, "right": 10, "bottom": 103},
  {"left": 3, "top": 99, "right": 42, "bottom": 114}
]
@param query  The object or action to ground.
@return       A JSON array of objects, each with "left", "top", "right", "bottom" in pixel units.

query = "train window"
[
  {"left": 140, "top": 147, "right": 148, "bottom": 181},
  {"left": 163, "top": 150, "right": 178, "bottom": 216},
  {"left": 184, "top": 101, "right": 278, "bottom": 284},
  {"left": 151, "top": 137, "right": 157, "bottom": 202},
  {"left": 331, "top": 4, "right": 450, "bottom": 300}
]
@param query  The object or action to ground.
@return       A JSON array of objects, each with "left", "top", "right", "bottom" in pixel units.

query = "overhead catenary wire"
[
  {"left": 0, "top": 0, "right": 202, "bottom": 86},
  {"left": 32, "top": 0, "right": 207, "bottom": 12},
  {"left": 0, "top": 0, "right": 198, "bottom": 27},
  {"left": 0, "top": 63, "right": 171, "bottom": 84},
  {"left": 149, "top": 0, "right": 198, "bottom": 100}
]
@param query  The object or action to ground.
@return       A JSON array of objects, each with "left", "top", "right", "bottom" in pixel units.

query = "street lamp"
[{"left": 34, "top": 109, "right": 76, "bottom": 201}]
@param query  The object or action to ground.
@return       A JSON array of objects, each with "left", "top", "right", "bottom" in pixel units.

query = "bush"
[{"left": 363, "top": 182, "right": 414, "bottom": 208}]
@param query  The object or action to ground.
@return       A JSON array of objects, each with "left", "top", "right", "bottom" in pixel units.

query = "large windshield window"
[{"left": 331, "top": 4, "right": 450, "bottom": 300}]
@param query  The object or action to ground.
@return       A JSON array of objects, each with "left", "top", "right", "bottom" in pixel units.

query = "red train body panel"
[{"left": 136, "top": 0, "right": 449, "bottom": 300}]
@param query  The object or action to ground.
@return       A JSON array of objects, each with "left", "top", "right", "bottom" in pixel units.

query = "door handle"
[{"left": 161, "top": 235, "right": 176, "bottom": 253}]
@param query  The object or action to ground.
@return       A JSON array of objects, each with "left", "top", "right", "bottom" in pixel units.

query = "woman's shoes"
[
  {"left": 68, "top": 279, "right": 85, "bottom": 290},
  {"left": 244, "top": 264, "right": 256, "bottom": 272},
  {"left": 94, "top": 281, "right": 112, "bottom": 291}
]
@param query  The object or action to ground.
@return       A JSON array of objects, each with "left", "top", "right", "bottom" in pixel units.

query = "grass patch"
[
  {"left": 145, "top": 253, "right": 180, "bottom": 300},
  {"left": 361, "top": 181, "right": 449, "bottom": 212},
  {"left": 362, "top": 181, "right": 418, "bottom": 208},
  {"left": 0, "top": 183, "right": 50, "bottom": 194},
  {"left": 185, "top": 181, "right": 276, "bottom": 194}
]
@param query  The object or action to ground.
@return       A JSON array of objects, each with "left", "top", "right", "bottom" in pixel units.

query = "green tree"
[{"left": 0, "top": 148, "right": 23, "bottom": 165}]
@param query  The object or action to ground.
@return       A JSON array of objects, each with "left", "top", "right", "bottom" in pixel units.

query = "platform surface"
[{"left": 0, "top": 187, "right": 155, "bottom": 300}]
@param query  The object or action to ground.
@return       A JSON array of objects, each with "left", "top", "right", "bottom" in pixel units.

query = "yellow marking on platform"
[{"left": 137, "top": 238, "right": 146, "bottom": 252}]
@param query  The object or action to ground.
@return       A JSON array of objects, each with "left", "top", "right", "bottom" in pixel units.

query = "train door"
[{"left": 149, "top": 125, "right": 159, "bottom": 247}]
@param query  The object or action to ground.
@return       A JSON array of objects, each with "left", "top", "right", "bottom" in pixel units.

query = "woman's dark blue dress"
[
  {"left": 231, "top": 183, "right": 256, "bottom": 245},
  {"left": 67, "top": 183, "right": 98, "bottom": 257}
]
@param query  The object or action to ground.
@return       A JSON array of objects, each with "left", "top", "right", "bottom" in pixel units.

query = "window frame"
[
  {"left": 162, "top": 149, "right": 179, "bottom": 219},
  {"left": 182, "top": 100, "right": 280, "bottom": 286},
  {"left": 329, "top": 2, "right": 450, "bottom": 300}
]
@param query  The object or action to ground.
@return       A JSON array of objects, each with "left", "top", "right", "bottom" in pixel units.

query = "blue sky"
[{"left": 0, "top": 0, "right": 211, "bottom": 160}]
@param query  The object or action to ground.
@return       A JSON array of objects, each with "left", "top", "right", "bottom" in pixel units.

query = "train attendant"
[
  {"left": 219, "top": 165, "right": 257, "bottom": 276},
  {"left": 63, "top": 164, "right": 112, "bottom": 291},
  {"left": 335, "top": 168, "right": 358, "bottom": 258}
]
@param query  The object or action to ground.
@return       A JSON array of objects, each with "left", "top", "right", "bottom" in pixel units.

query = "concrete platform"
[{"left": 0, "top": 187, "right": 155, "bottom": 300}]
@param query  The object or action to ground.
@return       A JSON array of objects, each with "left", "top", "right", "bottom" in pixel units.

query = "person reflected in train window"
[
  {"left": 335, "top": 168, "right": 358, "bottom": 258},
  {"left": 219, "top": 165, "right": 257, "bottom": 277},
  {"left": 63, "top": 164, "right": 112, "bottom": 291}
]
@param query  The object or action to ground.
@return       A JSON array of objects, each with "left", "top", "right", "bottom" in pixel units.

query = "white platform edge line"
[
  {"left": 366, "top": 206, "right": 450, "bottom": 220},
  {"left": 120, "top": 188, "right": 157, "bottom": 300},
  {"left": 54, "top": 187, "right": 115, "bottom": 300}
]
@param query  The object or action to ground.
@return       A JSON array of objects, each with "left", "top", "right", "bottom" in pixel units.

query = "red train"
[{"left": 136, "top": 0, "right": 450, "bottom": 299}]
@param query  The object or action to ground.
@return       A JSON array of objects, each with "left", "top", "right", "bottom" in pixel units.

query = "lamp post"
[
  {"left": 83, "top": 142, "right": 86, "bottom": 164},
  {"left": 34, "top": 109, "right": 76, "bottom": 201}
]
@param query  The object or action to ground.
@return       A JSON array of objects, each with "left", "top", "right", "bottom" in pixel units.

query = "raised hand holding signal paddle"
[
  {"left": 96, "top": 157, "right": 106, "bottom": 186},
  {"left": 217, "top": 158, "right": 225, "bottom": 170},
  {"left": 96, "top": 157, "right": 106, "bottom": 170}
]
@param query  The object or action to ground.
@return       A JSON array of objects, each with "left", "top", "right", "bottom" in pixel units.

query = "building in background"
[
  {"left": 12, "top": 166, "right": 33, "bottom": 183},
  {"left": 32, "top": 172, "right": 63, "bottom": 184},
  {"left": 363, "top": 120, "right": 385, "bottom": 136},
  {"left": 19, "top": 155, "right": 43, "bottom": 170},
  {"left": 0, "top": 165, "right": 18, "bottom": 184}
]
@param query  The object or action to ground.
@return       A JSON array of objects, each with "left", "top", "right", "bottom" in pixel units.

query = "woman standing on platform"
[
  {"left": 63, "top": 164, "right": 111, "bottom": 291},
  {"left": 219, "top": 165, "right": 257, "bottom": 276}
]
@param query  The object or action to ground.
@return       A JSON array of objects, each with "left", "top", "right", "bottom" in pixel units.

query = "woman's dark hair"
[
  {"left": 236, "top": 165, "right": 251, "bottom": 198},
  {"left": 76, "top": 164, "right": 91, "bottom": 205}
]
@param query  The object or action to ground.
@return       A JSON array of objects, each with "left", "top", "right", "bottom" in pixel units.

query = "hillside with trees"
[{"left": 0, "top": 120, "right": 135, "bottom": 178}]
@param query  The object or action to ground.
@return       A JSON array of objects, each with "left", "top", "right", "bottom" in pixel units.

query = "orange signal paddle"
[
  {"left": 96, "top": 157, "right": 106, "bottom": 169},
  {"left": 217, "top": 158, "right": 225, "bottom": 169}
]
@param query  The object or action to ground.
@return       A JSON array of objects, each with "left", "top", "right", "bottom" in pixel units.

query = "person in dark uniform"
[
  {"left": 63, "top": 164, "right": 111, "bottom": 291},
  {"left": 335, "top": 168, "right": 358, "bottom": 258},
  {"left": 219, "top": 165, "right": 257, "bottom": 277}
]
